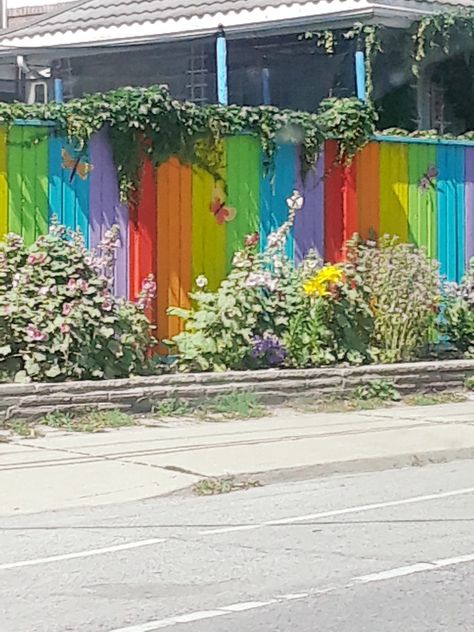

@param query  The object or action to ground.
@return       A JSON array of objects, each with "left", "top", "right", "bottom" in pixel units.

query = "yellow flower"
[{"left": 303, "top": 265, "right": 343, "bottom": 297}]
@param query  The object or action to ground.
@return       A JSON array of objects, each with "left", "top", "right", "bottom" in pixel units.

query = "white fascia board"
[
  {"left": 0, "top": 1, "right": 375, "bottom": 48},
  {"left": 0, "top": 0, "right": 450, "bottom": 51}
]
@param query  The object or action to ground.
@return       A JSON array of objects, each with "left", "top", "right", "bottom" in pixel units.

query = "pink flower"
[
  {"left": 79, "top": 279, "right": 89, "bottom": 292},
  {"left": 135, "top": 273, "right": 156, "bottom": 310},
  {"left": 26, "top": 324, "right": 48, "bottom": 342},
  {"left": 62, "top": 303, "right": 73, "bottom": 316},
  {"left": 60, "top": 323, "right": 71, "bottom": 334},
  {"left": 67, "top": 278, "right": 77, "bottom": 291},
  {"left": 102, "top": 298, "right": 113, "bottom": 312},
  {"left": 27, "top": 252, "right": 47, "bottom": 266},
  {"left": 244, "top": 232, "right": 260, "bottom": 247},
  {"left": 2, "top": 304, "right": 12, "bottom": 316}
]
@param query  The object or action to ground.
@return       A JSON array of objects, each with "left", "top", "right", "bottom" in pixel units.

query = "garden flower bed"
[{"left": 1, "top": 196, "right": 474, "bottom": 391}]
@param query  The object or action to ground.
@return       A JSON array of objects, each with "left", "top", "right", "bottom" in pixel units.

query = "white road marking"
[
  {"left": 4, "top": 487, "right": 471, "bottom": 572},
  {"left": 434, "top": 553, "right": 474, "bottom": 568},
  {"left": 199, "top": 486, "right": 474, "bottom": 534},
  {"left": 107, "top": 551, "right": 474, "bottom": 632},
  {"left": 222, "top": 600, "right": 278, "bottom": 612},
  {"left": 172, "top": 611, "right": 227, "bottom": 624},
  {"left": 280, "top": 593, "right": 309, "bottom": 600},
  {"left": 355, "top": 563, "right": 436, "bottom": 583},
  {"left": 0, "top": 538, "right": 166, "bottom": 571}
]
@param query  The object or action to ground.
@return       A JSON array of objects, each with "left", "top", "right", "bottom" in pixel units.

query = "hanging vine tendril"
[{"left": 0, "top": 86, "right": 376, "bottom": 200}]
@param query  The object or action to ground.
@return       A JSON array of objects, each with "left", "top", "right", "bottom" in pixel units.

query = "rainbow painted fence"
[{"left": 1, "top": 124, "right": 474, "bottom": 339}]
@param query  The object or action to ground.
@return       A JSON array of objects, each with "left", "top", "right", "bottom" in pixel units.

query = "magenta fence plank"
[
  {"left": 294, "top": 149, "right": 325, "bottom": 263},
  {"left": 465, "top": 147, "right": 474, "bottom": 268}
]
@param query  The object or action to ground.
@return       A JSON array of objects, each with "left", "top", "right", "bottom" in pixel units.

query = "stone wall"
[{"left": 1, "top": 359, "right": 474, "bottom": 421}]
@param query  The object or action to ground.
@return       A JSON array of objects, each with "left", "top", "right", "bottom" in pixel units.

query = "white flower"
[
  {"left": 245, "top": 271, "right": 278, "bottom": 292},
  {"left": 286, "top": 189, "right": 304, "bottom": 212},
  {"left": 195, "top": 275, "right": 208, "bottom": 289},
  {"left": 232, "top": 251, "right": 252, "bottom": 268}
]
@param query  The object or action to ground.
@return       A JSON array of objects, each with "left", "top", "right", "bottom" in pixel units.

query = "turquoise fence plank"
[
  {"left": 437, "top": 145, "right": 465, "bottom": 282},
  {"left": 48, "top": 134, "right": 90, "bottom": 246},
  {"left": 260, "top": 143, "right": 297, "bottom": 259}
]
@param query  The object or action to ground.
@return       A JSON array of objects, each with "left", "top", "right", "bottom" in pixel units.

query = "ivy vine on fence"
[{"left": 0, "top": 87, "right": 376, "bottom": 200}]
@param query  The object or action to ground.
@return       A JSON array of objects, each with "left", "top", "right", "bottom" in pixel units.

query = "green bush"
[
  {"left": 347, "top": 236, "right": 441, "bottom": 363},
  {"left": 168, "top": 203, "right": 315, "bottom": 371},
  {"left": 168, "top": 200, "right": 373, "bottom": 371},
  {"left": 168, "top": 209, "right": 442, "bottom": 371},
  {"left": 168, "top": 236, "right": 308, "bottom": 371},
  {"left": 286, "top": 261, "right": 373, "bottom": 367},
  {"left": 444, "top": 261, "right": 474, "bottom": 355},
  {"left": 0, "top": 221, "right": 155, "bottom": 382}
]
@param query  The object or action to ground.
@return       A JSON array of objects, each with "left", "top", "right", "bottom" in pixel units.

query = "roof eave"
[{"left": 0, "top": 2, "right": 447, "bottom": 56}]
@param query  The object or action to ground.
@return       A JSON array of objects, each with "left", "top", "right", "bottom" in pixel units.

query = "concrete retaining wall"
[{"left": 1, "top": 359, "right": 474, "bottom": 421}]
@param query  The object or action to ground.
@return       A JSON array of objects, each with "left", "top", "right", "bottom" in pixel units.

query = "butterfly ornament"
[
  {"left": 61, "top": 148, "right": 94, "bottom": 183},
  {"left": 419, "top": 165, "right": 438, "bottom": 193},
  {"left": 210, "top": 196, "right": 236, "bottom": 225}
]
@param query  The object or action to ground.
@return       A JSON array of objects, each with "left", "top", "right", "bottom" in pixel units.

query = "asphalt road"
[{"left": 0, "top": 460, "right": 473, "bottom": 632}]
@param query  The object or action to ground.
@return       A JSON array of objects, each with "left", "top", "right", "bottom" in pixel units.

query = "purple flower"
[{"left": 251, "top": 333, "right": 286, "bottom": 367}]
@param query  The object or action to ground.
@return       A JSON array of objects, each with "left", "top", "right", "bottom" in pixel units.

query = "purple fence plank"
[
  {"left": 89, "top": 128, "right": 129, "bottom": 297},
  {"left": 465, "top": 147, "right": 474, "bottom": 268},
  {"left": 294, "top": 149, "right": 325, "bottom": 263}
]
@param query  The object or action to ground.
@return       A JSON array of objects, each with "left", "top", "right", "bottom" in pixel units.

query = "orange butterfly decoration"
[
  {"left": 61, "top": 148, "right": 94, "bottom": 183},
  {"left": 210, "top": 196, "right": 236, "bottom": 225}
]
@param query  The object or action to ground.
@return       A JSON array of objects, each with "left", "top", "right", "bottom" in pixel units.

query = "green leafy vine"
[
  {"left": 411, "top": 9, "right": 474, "bottom": 74},
  {"left": 0, "top": 86, "right": 376, "bottom": 200},
  {"left": 301, "top": 24, "right": 382, "bottom": 102}
]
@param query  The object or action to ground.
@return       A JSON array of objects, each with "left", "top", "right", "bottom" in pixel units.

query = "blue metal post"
[
  {"left": 355, "top": 50, "right": 366, "bottom": 102},
  {"left": 54, "top": 78, "right": 64, "bottom": 103},
  {"left": 261, "top": 67, "right": 271, "bottom": 105},
  {"left": 216, "top": 27, "right": 228, "bottom": 105}
]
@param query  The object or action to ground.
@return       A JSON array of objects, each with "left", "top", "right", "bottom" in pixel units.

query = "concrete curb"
[
  {"left": 244, "top": 447, "right": 474, "bottom": 490},
  {"left": 1, "top": 359, "right": 474, "bottom": 421}
]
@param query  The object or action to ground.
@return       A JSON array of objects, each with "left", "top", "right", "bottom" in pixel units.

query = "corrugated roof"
[{"left": 1, "top": 0, "right": 473, "bottom": 49}]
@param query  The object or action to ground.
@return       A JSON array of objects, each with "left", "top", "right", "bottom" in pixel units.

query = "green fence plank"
[{"left": 7, "top": 125, "right": 49, "bottom": 244}]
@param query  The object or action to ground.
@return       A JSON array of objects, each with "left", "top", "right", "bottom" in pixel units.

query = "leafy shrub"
[
  {"left": 168, "top": 206, "right": 313, "bottom": 370},
  {"left": 0, "top": 221, "right": 155, "bottom": 382},
  {"left": 353, "top": 380, "right": 401, "bottom": 402},
  {"left": 347, "top": 236, "right": 441, "bottom": 363},
  {"left": 168, "top": 202, "right": 442, "bottom": 372},
  {"left": 444, "top": 261, "right": 474, "bottom": 356},
  {"left": 286, "top": 262, "right": 373, "bottom": 367}
]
